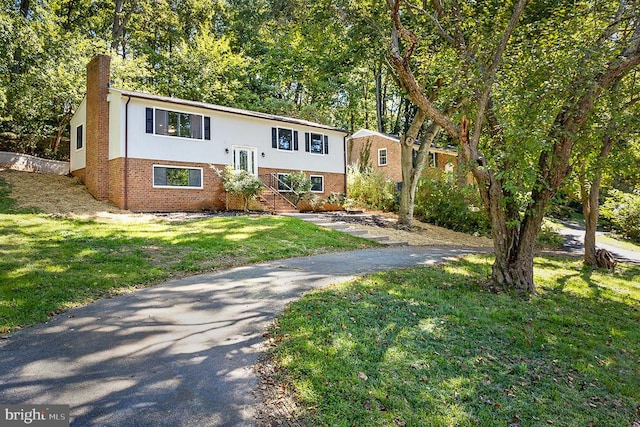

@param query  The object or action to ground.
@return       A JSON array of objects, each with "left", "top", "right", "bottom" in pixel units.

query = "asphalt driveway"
[{"left": 0, "top": 246, "right": 487, "bottom": 426}]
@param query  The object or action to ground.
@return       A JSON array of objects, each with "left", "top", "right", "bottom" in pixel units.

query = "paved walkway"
[
  {"left": 557, "top": 221, "right": 640, "bottom": 264},
  {"left": 0, "top": 246, "right": 487, "bottom": 426}
]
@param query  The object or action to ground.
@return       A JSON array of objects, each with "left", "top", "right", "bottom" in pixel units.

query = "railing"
[{"left": 259, "top": 173, "right": 299, "bottom": 211}]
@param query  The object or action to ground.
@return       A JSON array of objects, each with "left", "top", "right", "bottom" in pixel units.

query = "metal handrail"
[{"left": 259, "top": 173, "right": 298, "bottom": 209}]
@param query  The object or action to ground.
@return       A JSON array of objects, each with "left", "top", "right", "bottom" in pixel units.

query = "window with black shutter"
[
  {"left": 204, "top": 117, "right": 211, "bottom": 140},
  {"left": 273, "top": 128, "right": 293, "bottom": 151},
  {"left": 145, "top": 108, "right": 154, "bottom": 133}
]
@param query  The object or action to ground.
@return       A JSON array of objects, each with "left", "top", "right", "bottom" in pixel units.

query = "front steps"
[{"left": 258, "top": 189, "right": 298, "bottom": 213}]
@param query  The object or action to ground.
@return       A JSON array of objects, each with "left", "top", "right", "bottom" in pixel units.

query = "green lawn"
[
  {"left": 0, "top": 177, "right": 376, "bottom": 333},
  {"left": 267, "top": 255, "right": 640, "bottom": 426}
]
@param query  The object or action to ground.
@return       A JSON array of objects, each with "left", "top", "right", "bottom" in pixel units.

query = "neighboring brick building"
[
  {"left": 70, "top": 55, "right": 348, "bottom": 212},
  {"left": 347, "top": 129, "right": 463, "bottom": 182}
]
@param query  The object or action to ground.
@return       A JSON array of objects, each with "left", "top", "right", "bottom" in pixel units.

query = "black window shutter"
[
  {"left": 76, "top": 125, "right": 83, "bottom": 149},
  {"left": 324, "top": 135, "right": 329, "bottom": 155},
  {"left": 305, "top": 132, "right": 310, "bottom": 152},
  {"left": 293, "top": 131, "right": 299, "bottom": 151},
  {"left": 272, "top": 128, "right": 277, "bottom": 148},
  {"left": 204, "top": 117, "right": 211, "bottom": 140},
  {"left": 146, "top": 108, "right": 153, "bottom": 133}
]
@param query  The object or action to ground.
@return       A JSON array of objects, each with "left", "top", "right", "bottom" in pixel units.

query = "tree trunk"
[
  {"left": 487, "top": 181, "right": 545, "bottom": 294},
  {"left": 398, "top": 119, "right": 440, "bottom": 226},
  {"left": 582, "top": 128, "right": 615, "bottom": 266},
  {"left": 111, "top": 0, "right": 133, "bottom": 57},
  {"left": 397, "top": 143, "right": 416, "bottom": 226},
  {"left": 19, "top": 0, "right": 30, "bottom": 16},
  {"left": 375, "top": 66, "right": 384, "bottom": 133}
]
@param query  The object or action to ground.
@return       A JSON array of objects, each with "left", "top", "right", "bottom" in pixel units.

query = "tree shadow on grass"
[{"left": 267, "top": 257, "right": 640, "bottom": 426}]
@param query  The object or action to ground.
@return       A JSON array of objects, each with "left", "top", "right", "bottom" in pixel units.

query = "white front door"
[{"left": 232, "top": 146, "right": 257, "bottom": 175}]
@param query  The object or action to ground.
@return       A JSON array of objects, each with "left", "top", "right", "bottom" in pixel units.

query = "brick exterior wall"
[
  {"left": 84, "top": 54, "right": 111, "bottom": 200},
  {"left": 432, "top": 151, "right": 458, "bottom": 172},
  {"left": 109, "top": 162, "right": 345, "bottom": 212},
  {"left": 348, "top": 134, "right": 470, "bottom": 185},
  {"left": 348, "top": 135, "right": 403, "bottom": 182},
  {"left": 110, "top": 158, "right": 226, "bottom": 212},
  {"left": 258, "top": 167, "right": 346, "bottom": 195}
]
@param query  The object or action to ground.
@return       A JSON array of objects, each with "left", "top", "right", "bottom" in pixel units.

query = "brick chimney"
[{"left": 84, "top": 54, "right": 111, "bottom": 200}]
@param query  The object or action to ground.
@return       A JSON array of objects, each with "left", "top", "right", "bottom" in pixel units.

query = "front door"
[{"left": 232, "top": 146, "right": 257, "bottom": 175}]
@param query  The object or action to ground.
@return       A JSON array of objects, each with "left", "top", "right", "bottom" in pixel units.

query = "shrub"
[
  {"left": 214, "top": 165, "right": 263, "bottom": 211},
  {"left": 346, "top": 165, "right": 397, "bottom": 212},
  {"left": 600, "top": 189, "right": 640, "bottom": 241},
  {"left": 414, "top": 168, "right": 490, "bottom": 235},
  {"left": 536, "top": 221, "right": 565, "bottom": 249},
  {"left": 281, "top": 171, "right": 311, "bottom": 206}
]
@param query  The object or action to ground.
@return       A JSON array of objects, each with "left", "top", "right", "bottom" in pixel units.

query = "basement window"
[
  {"left": 310, "top": 175, "right": 324, "bottom": 192},
  {"left": 153, "top": 165, "right": 203, "bottom": 189}
]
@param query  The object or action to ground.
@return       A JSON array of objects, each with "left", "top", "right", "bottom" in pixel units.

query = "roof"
[
  {"left": 350, "top": 128, "right": 458, "bottom": 156},
  {"left": 350, "top": 129, "right": 400, "bottom": 142},
  {"left": 109, "top": 87, "right": 348, "bottom": 134}
]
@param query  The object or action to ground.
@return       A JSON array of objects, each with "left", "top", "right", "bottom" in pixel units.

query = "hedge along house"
[
  {"left": 347, "top": 129, "right": 468, "bottom": 184},
  {"left": 70, "top": 54, "right": 348, "bottom": 212}
]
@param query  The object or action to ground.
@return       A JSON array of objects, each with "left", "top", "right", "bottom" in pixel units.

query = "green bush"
[
  {"left": 600, "top": 189, "right": 640, "bottom": 241},
  {"left": 346, "top": 165, "right": 397, "bottom": 212},
  {"left": 536, "top": 222, "right": 565, "bottom": 249},
  {"left": 214, "top": 165, "right": 263, "bottom": 211},
  {"left": 414, "top": 169, "right": 490, "bottom": 235},
  {"left": 281, "top": 171, "right": 311, "bottom": 206}
]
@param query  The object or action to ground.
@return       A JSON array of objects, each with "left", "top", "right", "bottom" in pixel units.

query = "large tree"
[{"left": 386, "top": 0, "right": 640, "bottom": 293}]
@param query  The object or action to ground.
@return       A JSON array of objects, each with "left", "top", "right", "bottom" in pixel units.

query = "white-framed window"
[
  {"left": 276, "top": 173, "right": 292, "bottom": 191},
  {"left": 152, "top": 165, "right": 203, "bottom": 189},
  {"left": 146, "top": 107, "right": 210, "bottom": 140},
  {"left": 76, "top": 125, "right": 84, "bottom": 150},
  {"left": 272, "top": 127, "right": 298, "bottom": 151},
  {"left": 310, "top": 175, "right": 324, "bottom": 192},
  {"left": 310, "top": 133, "right": 323, "bottom": 154},
  {"left": 378, "top": 148, "right": 388, "bottom": 166},
  {"left": 429, "top": 152, "right": 437, "bottom": 168},
  {"left": 305, "top": 132, "right": 329, "bottom": 155}
]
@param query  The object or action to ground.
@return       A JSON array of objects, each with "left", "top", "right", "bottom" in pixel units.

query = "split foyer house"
[
  {"left": 347, "top": 129, "right": 468, "bottom": 184},
  {"left": 70, "top": 54, "right": 348, "bottom": 212}
]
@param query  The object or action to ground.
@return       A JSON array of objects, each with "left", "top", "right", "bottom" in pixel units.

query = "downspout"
[
  {"left": 343, "top": 134, "right": 348, "bottom": 198},
  {"left": 124, "top": 96, "right": 131, "bottom": 210}
]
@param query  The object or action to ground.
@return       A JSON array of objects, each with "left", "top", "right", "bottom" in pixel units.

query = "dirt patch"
[
  {"left": 1, "top": 169, "right": 191, "bottom": 223},
  {"left": 1, "top": 168, "right": 127, "bottom": 217},
  {"left": 325, "top": 211, "right": 492, "bottom": 248}
]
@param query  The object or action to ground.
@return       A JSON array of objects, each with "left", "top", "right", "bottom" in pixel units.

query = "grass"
[
  {"left": 266, "top": 255, "right": 640, "bottom": 426},
  {"left": 0, "top": 176, "right": 376, "bottom": 333}
]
